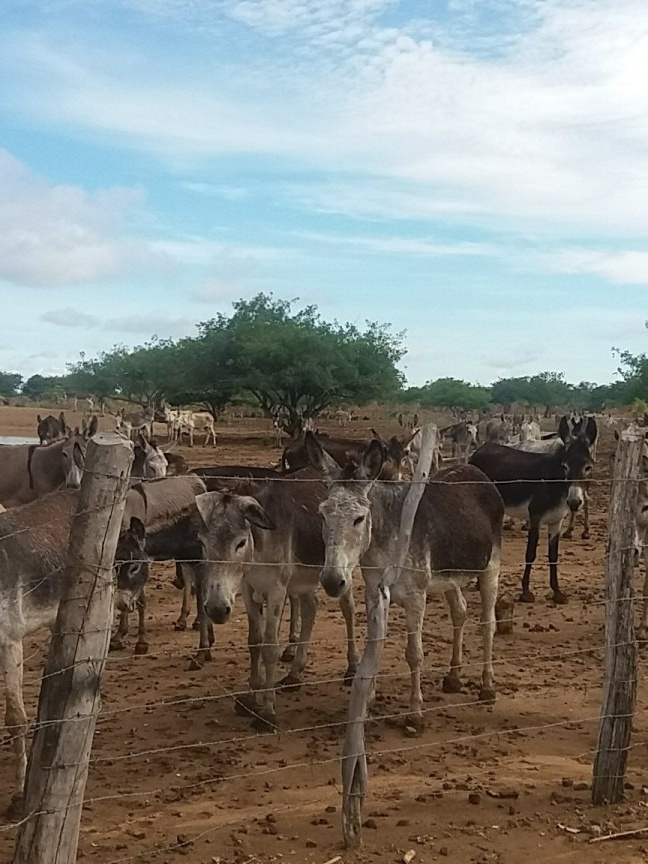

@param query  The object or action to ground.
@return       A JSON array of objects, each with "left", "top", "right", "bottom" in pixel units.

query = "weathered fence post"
[
  {"left": 13, "top": 432, "right": 133, "bottom": 864},
  {"left": 591, "top": 426, "right": 643, "bottom": 806},
  {"left": 342, "top": 424, "right": 438, "bottom": 848}
]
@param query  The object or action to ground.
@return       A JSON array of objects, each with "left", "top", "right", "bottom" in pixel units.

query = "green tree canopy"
[
  {"left": 0, "top": 371, "right": 23, "bottom": 396},
  {"left": 404, "top": 377, "right": 492, "bottom": 410}
]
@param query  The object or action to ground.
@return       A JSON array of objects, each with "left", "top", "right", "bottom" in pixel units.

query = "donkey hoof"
[
  {"left": 109, "top": 637, "right": 125, "bottom": 652},
  {"left": 6, "top": 793, "right": 23, "bottom": 820},
  {"left": 280, "top": 646, "right": 296, "bottom": 664},
  {"left": 251, "top": 712, "right": 278, "bottom": 733},
  {"left": 581, "top": 530, "right": 590, "bottom": 540},
  {"left": 173, "top": 620, "right": 187, "bottom": 632},
  {"left": 192, "top": 618, "right": 200, "bottom": 632},
  {"left": 404, "top": 713, "right": 425, "bottom": 732},
  {"left": 552, "top": 591, "right": 569, "bottom": 605},
  {"left": 442, "top": 674, "right": 463, "bottom": 694},
  {"left": 134, "top": 642, "right": 149, "bottom": 656},
  {"left": 343, "top": 666, "right": 357, "bottom": 686},
  {"left": 479, "top": 686, "right": 496, "bottom": 704},
  {"left": 278, "top": 673, "right": 302, "bottom": 692},
  {"left": 519, "top": 590, "right": 535, "bottom": 604},
  {"left": 188, "top": 650, "right": 210, "bottom": 671},
  {"left": 234, "top": 693, "right": 259, "bottom": 717},
  {"left": 562, "top": 529, "right": 573, "bottom": 540}
]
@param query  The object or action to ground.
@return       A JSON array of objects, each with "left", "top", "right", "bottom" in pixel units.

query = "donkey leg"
[
  {"left": 109, "top": 607, "right": 130, "bottom": 651},
  {"left": 281, "top": 590, "right": 318, "bottom": 690},
  {"left": 478, "top": 557, "right": 499, "bottom": 703},
  {"left": 339, "top": 582, "right": 359, "bottom": 684},
  {"left": 520, "top": 517, "right": 541, "bottom": 603},
  {"left": 404, "top": 593, "right": 427, "bottom": 726},
  {"left": 1, "top": 640, "right": 28, "bottom": 818},
  {"left": 548, "top": 520, "right": 567, "bottom": 604},
  {"left": 562, "top": 508, "right": 576, "bottom": 540},
  {"left": 443, "top": 586, "right": 467, "bottom": 694},
  {"left": 254, "top": 586, "right": 284, "bottom": 731},
  {"left": 189, "top": 569, "right": 213, "bottom": 669},
  {"left": 581, "top": 489, "right": 590, "bottom": 539},
  {"left": 174, "top": 564, "right": 192, "bottom": 631},
  {"left": 234, "top": 580, "right": 264, "bottom": 718},
  {"left": 134, "top": 589, "right": 149, "bottom": 655},
  {"left": 280, "top": 595, "right": 299, "bottom": 664}
]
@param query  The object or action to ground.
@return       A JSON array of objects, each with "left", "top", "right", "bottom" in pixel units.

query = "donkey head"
[
  {"left": 114, "top": 517, "right": 148, "bottom": 612},
  {"left": 61, "top": 416, "right": 98, "bottom": 488},
  {"left": 195, "top": 490, "right": 275, "bottom": 624},
  {"left": 307, "top": 432, "right": 383, "bottom": 598}
]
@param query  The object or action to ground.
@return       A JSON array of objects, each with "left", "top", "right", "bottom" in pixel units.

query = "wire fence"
[{"left": 0, "top": 427, "right": 645, "bottom": 862}]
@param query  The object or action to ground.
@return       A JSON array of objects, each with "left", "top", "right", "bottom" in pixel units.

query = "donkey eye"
[
  {"left": 353, "top": 515, "right": 365, "bottom": 526},
  {"left": 236, "top": 539, "right": 246, "bottom": 551},
  {"left": 583, "top": 464, "right": 592, "bottom": 475}
]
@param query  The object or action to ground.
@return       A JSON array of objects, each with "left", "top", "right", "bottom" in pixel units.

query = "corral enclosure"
[{"left": 1, "top": 405, "right": 647, "bottom": 864}]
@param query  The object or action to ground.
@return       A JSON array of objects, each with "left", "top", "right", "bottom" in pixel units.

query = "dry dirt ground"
[{"left": 1, "top": 405, "right": 648, "bottom": 864}]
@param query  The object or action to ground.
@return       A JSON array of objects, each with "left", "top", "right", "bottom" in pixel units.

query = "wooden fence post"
[
  {"left": 342, "top": 424, "right": 438, "bottom": 848},
  {"left": 13, "top": 433, "right": 133, "bottom": 864},
  {"left": 591, "top": 426, "right": 643, "bottom": 806}
]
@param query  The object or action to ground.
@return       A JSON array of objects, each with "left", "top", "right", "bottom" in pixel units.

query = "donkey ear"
[
  {"left": 370, "top": 427, "right": 385, "bottom": 444},
  {"left": 359, "top": 438, "right": 385, "bottom": 482},
  {"left": 241, "top": 496, "right": 276, "bottom": 531},
  {"left": 585, "top": 416, "right": 597, "bottom": 446},
  {"left": 86, "top": 415, "right": 99, "bottom": 438},
  {"left": 558, "top": 415, "right": 571, "bottom": 444},
  {"left": 128, "top": 516, "right": 146, "bottom": 543},
  {"left": 304, "top": 431, "right": 341, "bottom": 481},
  {"left": 195, "top": 491, "right": 219, "bottom": 526}
]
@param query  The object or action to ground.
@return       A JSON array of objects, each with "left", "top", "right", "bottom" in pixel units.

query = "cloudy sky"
[{"left": 1, "top": 0, "right": 647, "bottom": 387}]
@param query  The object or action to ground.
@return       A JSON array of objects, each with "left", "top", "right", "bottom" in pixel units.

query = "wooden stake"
[
  {"left": 342, "top": 424, "right": 437, "bottom": 848},
  {"left": 591, "top": 426, "right": 643, "bottom": 806},
  {"left": 13, "top": 433, "right": 133, "bottom": 864}
]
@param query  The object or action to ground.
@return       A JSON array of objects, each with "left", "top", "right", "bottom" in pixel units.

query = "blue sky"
[{"left": 1, "top": 0, "right": 647, "bottom": 387}]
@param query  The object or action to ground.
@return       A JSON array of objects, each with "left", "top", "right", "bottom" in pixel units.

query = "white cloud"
[
  {"left": 290, "top": 229, "right": 497, "bottom": 257},
  {"left": 4, "top": 1, "right": 648, "bottom": 239},
  {"left": 39, "top": 306, "right": 195, "bottom": 338},
  {"left": 41, "top": 308, "right": 99, "bottom": 328},
  {"left": 541, "top": 249, "right": 648, "bottom": 285},
  {"left": 0, "top": 150, "right": 168, "bottom": 287}
]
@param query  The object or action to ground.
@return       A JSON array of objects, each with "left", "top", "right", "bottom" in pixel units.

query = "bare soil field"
[{"left": 1, "top": 405, "right": 647, "bottom": 864}]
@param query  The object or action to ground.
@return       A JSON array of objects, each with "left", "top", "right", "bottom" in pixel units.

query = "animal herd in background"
[{"left": 3, "top": 401, "right": 648, "bottom": 817}]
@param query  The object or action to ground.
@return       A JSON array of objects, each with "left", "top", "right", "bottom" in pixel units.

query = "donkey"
[
  {"left": 131, "top": 435, "right": 168, "bottom": 481},
  {"left": 109, "top": 474, "right": 207, "bottom": 654},
  {"left": 116, "top": 407, "right": 155, "bottom": 441},
  {"left": 36, "top": 412, "right": 67, "bottom": 445},
  {"left": 192, "top": 468, "right": 360, "bottom": 730},
  {"left": 0, "top": 490, "right": 146, "bottom": 817},
  {"left": 0, "top": 416, "right": 99, "bottom": 507},
  {"left": 470, "top": 416, "right": 596, "bottom": 604},
  {"left": 306, "top": 433, "right": 504, "bottom": 725},
  {"left": 281, "top": 430, "right": 411, "bottom": 478},
  {"left": 405, "top": 425, "right": 441, "bottom": 475},
  {"left": 440, "top": 422, "right": 478, "bottom": 463}
]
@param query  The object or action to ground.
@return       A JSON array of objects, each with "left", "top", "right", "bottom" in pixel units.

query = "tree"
[
  {"left": 0, "top": 371, "right": 22, "bottom": 396},
  {"left": 22, "top": 374, "right": 65, "bottom": 401},
  {"left": 68, "top": 339, "right": 181, "bottom": 409},
  {"left": 197, "top": 294, "right": 405, "bottom": 434},
  {"left": 490, "top": 372, "right": 573, "bottom": 408},
  {"left": 404, "top": 378, "right": 492, "bottom": 410}
]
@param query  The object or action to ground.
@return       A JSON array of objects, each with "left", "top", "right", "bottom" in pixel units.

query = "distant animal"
[
  {"left": 36, "top": 412, "right": 67, "bottom": 445},
  {"left": 0, "top": 416, "right": 99, "bottom": 508},
  {"left": 470, "top": 416, "right": 596, "bottom": 604}
]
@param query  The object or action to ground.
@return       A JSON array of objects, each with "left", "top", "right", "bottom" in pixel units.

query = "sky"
[{"left": 1, "top": 0, "right": 647, "bottom": 388}]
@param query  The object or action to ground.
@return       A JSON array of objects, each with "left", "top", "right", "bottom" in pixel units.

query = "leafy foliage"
[
  {"left": 0, "top": 371, "right": 23, "bottom": 396},
  {"left": 404, "top": 378, "right": 492, "bottom": 410}
]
